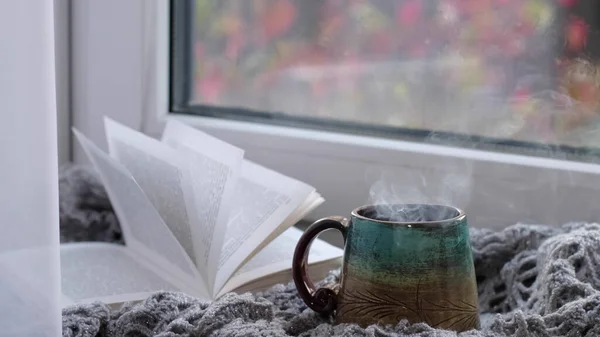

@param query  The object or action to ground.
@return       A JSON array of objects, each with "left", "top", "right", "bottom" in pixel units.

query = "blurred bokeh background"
[{"left": 190, "top": 0, "right": 600, "bottom": 149}]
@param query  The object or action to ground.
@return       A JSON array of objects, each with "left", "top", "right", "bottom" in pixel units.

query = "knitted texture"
[
  {"left": 60, "top": 165, "right": 600, "bottom": 337},
  {"left": 59, "top": 165, "right": 123, "bottom": 244}
]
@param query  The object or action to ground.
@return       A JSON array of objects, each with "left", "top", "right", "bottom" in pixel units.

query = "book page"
[
  {"left": 60, "top": 243, "right": 203, "bottom": 305},
  {"left": 247, "top": 191, "right": 324, "bottom": 261},
  {"left": 218, "top": 227, "right": 343, "bottom": 296},
  {"left": 225, "top": 261, "right": 338, "bottom": 296},
  {"left": 214, "top": 163, "right": 319, "bottom": 295},
  {"left": 73, "top": 129, "right": 206, "bottom": 295},
  {"left": 161, "top": 119, "right": 243, "bottom": 290},
  {"left": 103, "top": 118, "right": 208, "bottom": 275},
  {"left": 221, "top": 192, "right": 325, "bottom": 283}
]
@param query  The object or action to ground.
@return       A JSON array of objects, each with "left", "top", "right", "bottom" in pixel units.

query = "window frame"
[{"left": 72, "top": 0, "right": 600, "bottom": 229}]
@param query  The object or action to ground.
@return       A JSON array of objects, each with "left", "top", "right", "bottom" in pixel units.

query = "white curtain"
[{"left": 0, "top": 1, "right": 62, "bottom": 336}]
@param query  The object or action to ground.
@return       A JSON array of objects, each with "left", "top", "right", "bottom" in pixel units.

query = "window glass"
[{"left": 171, "top": 0, "right": 600, "bottom": 157}]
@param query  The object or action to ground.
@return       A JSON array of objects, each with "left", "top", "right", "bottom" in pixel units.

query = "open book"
[{"left": 61, "top": 117, "right": 342, "bottom": 306}]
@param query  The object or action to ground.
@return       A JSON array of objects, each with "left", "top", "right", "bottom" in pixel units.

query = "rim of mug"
[{"left": 351, "top": 203, "right": 466, "bottom": 227}]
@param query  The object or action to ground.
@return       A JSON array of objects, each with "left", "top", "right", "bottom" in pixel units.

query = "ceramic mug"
[{"left": 292, "top": 204, "right": 479, "bottom": 331}]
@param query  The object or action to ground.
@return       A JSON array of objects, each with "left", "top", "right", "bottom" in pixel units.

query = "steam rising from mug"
[
  {"left": 359, "top": 204, "right": 460, "bottom": 223},
  {"left": 367, "top": 153, "right": 473, "bottom": 222}
]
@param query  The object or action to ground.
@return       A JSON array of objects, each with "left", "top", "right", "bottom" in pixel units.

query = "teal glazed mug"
[{"left": 292, "top": 204, "right": 479, "bottom": 331}]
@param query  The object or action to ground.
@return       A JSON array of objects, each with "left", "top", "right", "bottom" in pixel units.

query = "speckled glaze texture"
[{"left": 336, "top": 213, "right": 479, "bottom": 331}]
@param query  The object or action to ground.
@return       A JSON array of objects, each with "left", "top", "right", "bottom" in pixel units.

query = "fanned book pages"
[{"left": 62, "top": 118, "right": 342, "bottom": 306}]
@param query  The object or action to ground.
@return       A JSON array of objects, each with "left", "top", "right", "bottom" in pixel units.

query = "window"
[
  {"left": 171, "top": 0, "right": 600, "bottom": 160},
  {"left": 72, "top": 1, "right": 600, "bottom": 228}
]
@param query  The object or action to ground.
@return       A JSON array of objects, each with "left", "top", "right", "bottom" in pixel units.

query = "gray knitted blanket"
[{"left": 59, "top": 165, "right": 600, "bottom": 337}]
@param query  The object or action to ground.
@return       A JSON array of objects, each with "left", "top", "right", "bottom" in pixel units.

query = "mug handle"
[{"left": 292, "top": 216, "right": 348, "bottom": 315}]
